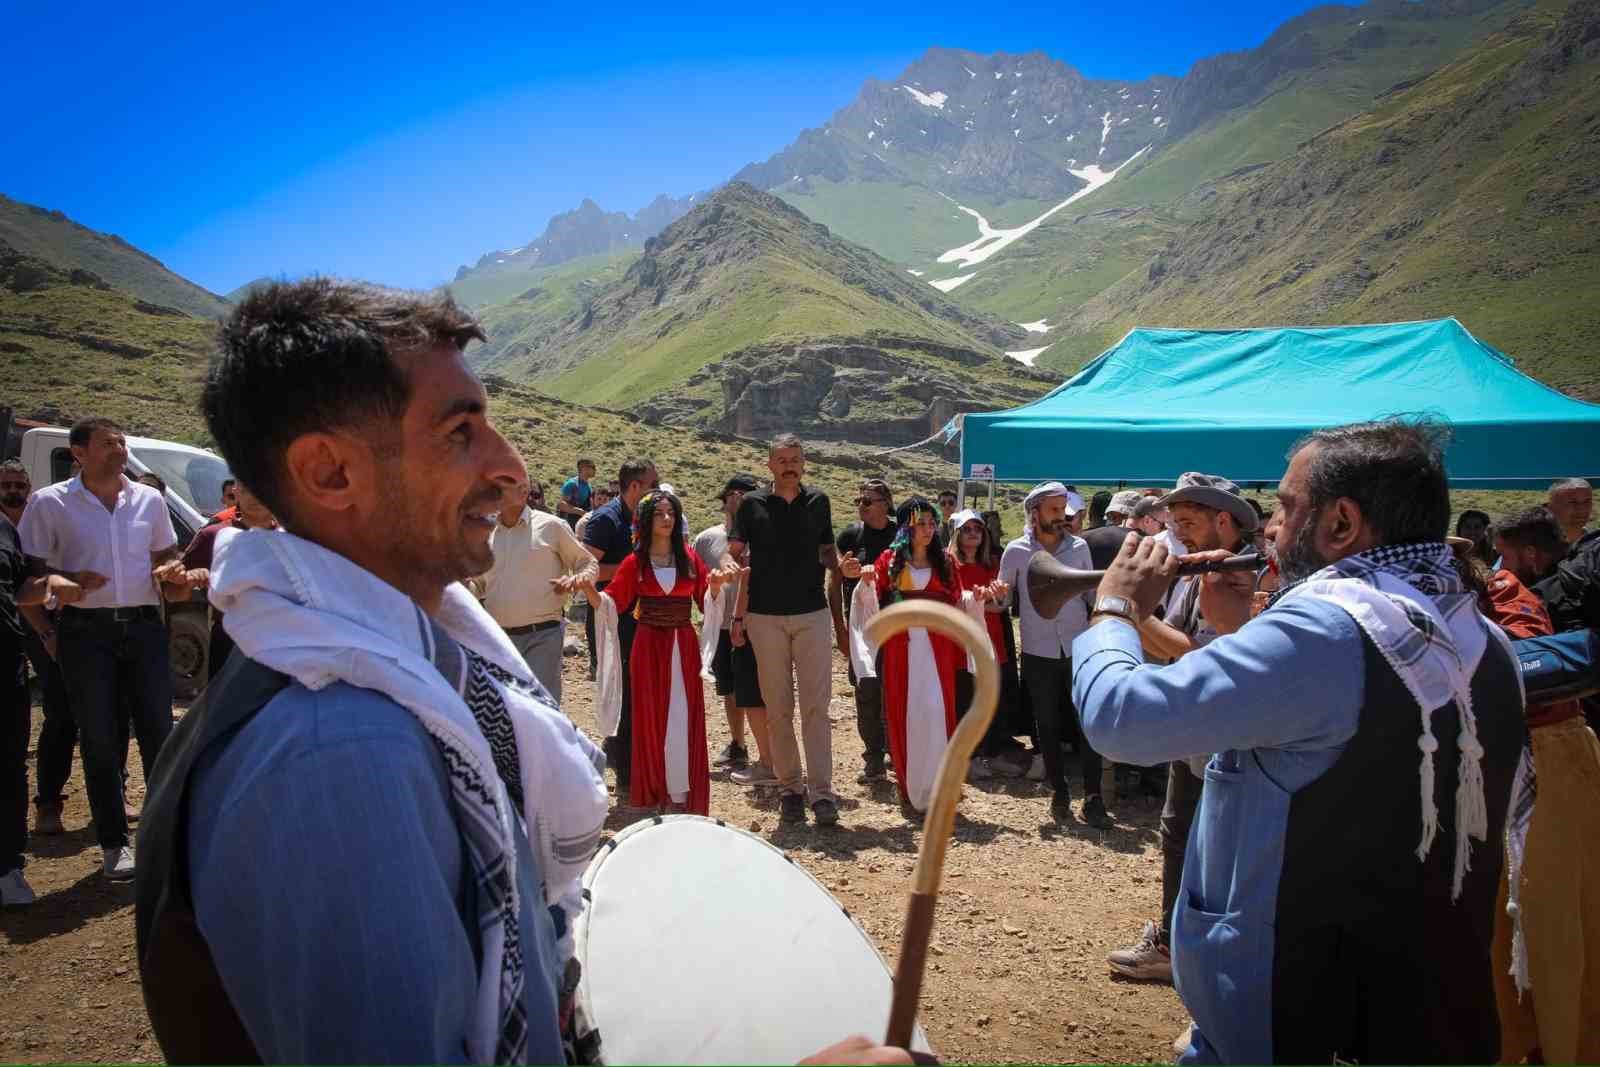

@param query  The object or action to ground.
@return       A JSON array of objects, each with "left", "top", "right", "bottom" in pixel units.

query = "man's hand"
[
  {"left": 1097, "top": 533, "right": 1180, "bottom": 619},
  {"left": 1186, "top": 550, "right": 1255, "bottom": 635},
  {"left": 731, "top": 618, "right": 747, "bottom": 648},
  {"left": 798, "top": 1035, "right": 916, "bottom": 1065},
  {"left": 838, "top": 551, "right": 862, "bottom": 580},
  {"left": 152, "top": 559, "right": 187, "bottom": 587},
  {"left": 46, "top": 574, "right": 85, "bottom": 606},
  {"left": 184, "top": 567, "right": 211, "bottom": 589},
  {"left": 70, "top": 570, "right": 109, "bottom": 591},
  {"left": 550, "top": 574, "right": 582, "bottom": 595}
]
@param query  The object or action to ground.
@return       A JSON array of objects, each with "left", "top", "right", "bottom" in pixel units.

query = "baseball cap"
[
  {"left": 1158, "top": 472, "right": 1260, "bottom": 532},
  {"left": 1107, "top": 489, "right": 1142, "bottom": 517},
  {"left": 1131, "top": 496, "right": 1167, "bottom": 521},
  {"left": 948, "top": 507, "right": 982, "bottom": 532},
  {"left": 716, "top": 474, "right": 761, "bottom": 500}
]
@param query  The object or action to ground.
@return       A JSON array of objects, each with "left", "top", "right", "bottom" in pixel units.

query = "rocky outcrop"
[{"left": 636, "top": 336, "right": 1057, "bottom": 445}]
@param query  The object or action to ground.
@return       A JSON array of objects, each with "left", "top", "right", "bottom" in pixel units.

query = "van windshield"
[{"left": 132, "top": 446, "right": 232, "bottom": 517}]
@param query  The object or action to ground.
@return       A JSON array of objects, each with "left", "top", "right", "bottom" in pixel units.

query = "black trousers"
[
  {"left": 955, "top": 667, "right": 1022, "bottom": 757},
  {"left": 848, "top": 662, "right": 887, "bottom": 769},
  {"left": 1159, "top": 759, "right": 1205, "bottom": 946},
  {"left": 1, "top": 662, "right": 27, "bottom": 874},
  {"left": 1020, "top": 653, "right": 1102, "bottom": 798},
  {"left": 57, "top": 611, "right": 173, "bottom": 848},
  {"left": 602, "top": 611, "right": 636, "bottom": 785},
  {"left": 23, "top": 632, "right": 75, "bottom": 806}
]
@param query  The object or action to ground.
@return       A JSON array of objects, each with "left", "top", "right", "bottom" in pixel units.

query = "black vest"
[
  {"left": 1270, "top": 631, "right": 1525, "bottom": 1064},
  {"left": 134, "top": 653, "right": 290, "bottom": 1064}
]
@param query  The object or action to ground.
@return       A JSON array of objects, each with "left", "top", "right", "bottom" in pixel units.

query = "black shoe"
[
  {"left": 780, "top": 793, "right": 807, "bottom": 824},
  {"left": 715, "top": 742, "right": 749, "bottom": 767},
  {"left": 856, "top": 762, "right": 888, "bottom": 784},
  {"left": 1050, "top": 790, "right": 1074, "bottom": 821},
  {"left": 1083, "top": 793, "right": 1115, "bottom": 830},
  {"left": 812, "top": 798, "right": 839, "bottom": 826}
]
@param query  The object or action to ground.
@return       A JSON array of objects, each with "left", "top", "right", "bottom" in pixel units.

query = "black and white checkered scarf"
[
  {"left": 1277, "top": 541, "right": 1516, "bottom": 900},
  {"left": 210, "top": 527, "right": 609, "bottom": 1064}
]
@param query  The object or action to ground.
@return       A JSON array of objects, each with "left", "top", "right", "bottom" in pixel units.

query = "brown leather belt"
[{"left": 637, "top": 596, "right": 691, "bottom": 628}]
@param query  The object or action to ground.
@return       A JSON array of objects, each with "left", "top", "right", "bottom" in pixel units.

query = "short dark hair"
[
  {"left": 202, "top": 278, "right": 484, "bottom": 524},
  {"left": 0, "top": 458, "right": 29, "bottom": 481},
  {"left": 577, "top": 458, "right": 596, "bottom": 470},
  {"left": 1292, "top": 419, "right": 1451, "bottom": 546},
  {"left": 769, "top": 433, "right": 804, "bottom": 455},
  {"left": 1493, "top": 506, "right": 1567, "bottom": 556},
  {"left": 617, "top": 457, "right": 655, "bottom": 492},
  {"left": 69, "top": 416, "right": 122, "bottom": 448},
  {"left": 601, "top": 481, "right": 620, "bottom": 495},
  {"left": 220, "top": 478, "right": 236, "bottom": 492},
  {"left": 527, "top": 479, "right": 545, "bottom": 499},
  {"left": 1455, "top": 509, "right": 1490, "bottom": 532},
  {"left": 859, "top": 478, "right": 895, "bottom": 511}
]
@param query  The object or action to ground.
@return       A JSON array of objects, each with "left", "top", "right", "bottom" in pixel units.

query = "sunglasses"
[
  {"left": 854, "top": 496, "right": 887, "bottom": 506},
  {"left": 529, "top": 493, "right": 545, "bottom": 502}
]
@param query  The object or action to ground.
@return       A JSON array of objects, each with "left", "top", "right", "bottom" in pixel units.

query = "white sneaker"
[
  {"left": 102, "top": 846, "right": 136, "bottom": 882},
  {"left": 1, "top": 868, "right": 36, "bottom": 906},
  {"left": 1024, "top": 754, "right": 1046, "bottom": 781}
]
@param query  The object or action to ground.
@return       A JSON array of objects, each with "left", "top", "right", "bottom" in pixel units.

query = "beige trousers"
[{"left": 745, "top": 609, "right": 835, "bottom": 801}]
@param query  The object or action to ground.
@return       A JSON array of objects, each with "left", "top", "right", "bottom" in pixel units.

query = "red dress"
[
  {"left": 956, "top": 559, "right": 1010, "bottom": 666},
  {"left": 602, "top": 551, "right": 711, "bottom": 814},
  {"left": 873, "top": 549, "right": 965, "bottom": 810}
]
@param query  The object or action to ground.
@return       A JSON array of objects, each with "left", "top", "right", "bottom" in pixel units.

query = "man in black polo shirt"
[
  {"left": 729, "top": 435, "right": 841, "bottom": 826},
  {"left": 581, "top": 456, "right": 658, "bottom": 792},
  {"left": 829, "top": 478, "right": 897, "bottom": 784}
]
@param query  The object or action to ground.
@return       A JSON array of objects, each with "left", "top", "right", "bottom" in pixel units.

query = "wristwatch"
[{"left": 1091, "top": 595, "right": 1138, "bottom": 625}]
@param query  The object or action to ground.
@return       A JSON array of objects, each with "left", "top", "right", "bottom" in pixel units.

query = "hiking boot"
[
  {"left": 102, "top": 846, "right": 136, "bottom": 882},
  {"left": 1082, "top": 793, "right": 1114, "bottom": 830},
  {"left": 34, "top": 800, "right": 65, "bottom": 835},
  {"left": 732, "top": 762, "right": 778, "bottom": 787},
  {"left": 856, "top": 760, "right": 888, "bottom": 784},
  {"left": 811, "top": 798, "right": 839, "bottom": 827},
  {"left": 1025, "top": 754, "right": 1046, "bottom": 781},
  {"left": 1, "top": 868, "right": 36, "bottom": 908},
  {"left": 1107, "top": 919, "right": 1173, "bottom": 982},
  {"left": 714, "top": 742, "right": 749, "bottom": 767},
  {"left": 779, "top": 793, "right": 807, "bottom": 824},
  {"left": 1050, "top": 790, "right": 1074, "bottom": 822}
]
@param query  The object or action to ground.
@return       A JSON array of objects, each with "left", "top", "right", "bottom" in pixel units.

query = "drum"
[{"left": 572, "top": 814, "right": 932, "bottom": 1064}]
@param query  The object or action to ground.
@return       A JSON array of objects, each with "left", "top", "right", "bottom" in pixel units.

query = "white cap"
[
  {"left": 1023, "top": 481, "right": 1080, "bottom": 515},
  {"left": 948, "top": 507, "right": 982, "bottom": 531}
]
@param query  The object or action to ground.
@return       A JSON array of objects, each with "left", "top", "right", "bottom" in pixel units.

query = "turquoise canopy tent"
[{"left": 958, "top": 318, "right": 1600, "bottom": 490}]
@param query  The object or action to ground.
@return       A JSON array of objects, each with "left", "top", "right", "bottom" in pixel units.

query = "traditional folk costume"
[
  {"left": 1481, "top": 569, "right": 1600, "bottom": 1066},
  {"left": 867, "top": 549, "right": 964, "bottom": 811},
  {"left": 596, "top": 551, "right": 713, "bottom": 814}
]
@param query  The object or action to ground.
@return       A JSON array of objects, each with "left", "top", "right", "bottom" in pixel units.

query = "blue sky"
[{"left": 3, "top": 0, "right": 1330, "bottom": 293}]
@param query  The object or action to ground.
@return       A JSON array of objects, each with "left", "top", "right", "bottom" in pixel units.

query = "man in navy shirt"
[{"left": 582, "top": 456, "right": 658, "bottom": 790}]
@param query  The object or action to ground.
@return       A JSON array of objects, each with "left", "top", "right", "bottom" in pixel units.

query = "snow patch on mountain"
[
  {"left": 902, "top": 86, "right": 948, "bottom": 109},
  {"left": 934, "top": 144, "right": 1152, "bottom": 270},
  {"left": 1017, "top": 319, "right": 1050, "bottom": 333},
  {"left": 929, "top": 273, "right": 977, "bottom": 292},
  {"left": 1005, "top": 346, "right": 1049, "bottom": 366}
]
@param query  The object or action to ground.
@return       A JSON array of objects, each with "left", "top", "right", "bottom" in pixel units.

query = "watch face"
[{"left": 1098, "top": 595, "right": 1132, "bottom": 615}]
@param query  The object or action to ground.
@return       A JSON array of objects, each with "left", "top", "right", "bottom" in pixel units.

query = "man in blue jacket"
[{"left": 1073, "top": 420, "right": 1524, "bottom": 1064}]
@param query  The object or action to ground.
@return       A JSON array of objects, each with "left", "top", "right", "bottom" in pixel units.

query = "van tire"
[{"left": 168, "top": 609, "right": 209, "bottom": 699}]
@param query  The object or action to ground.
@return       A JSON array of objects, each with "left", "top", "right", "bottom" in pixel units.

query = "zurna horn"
[{"left": 1026, "top": 548, "right": 1262, "bottom": 621}]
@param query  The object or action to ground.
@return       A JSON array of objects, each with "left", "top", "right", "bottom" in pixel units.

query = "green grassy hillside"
[
  {"left": 1032, "top": 0, "right": 1600, "bottom": 402},
  {"left": 0, "top": 194, "right": 227, "bottom": 320}
]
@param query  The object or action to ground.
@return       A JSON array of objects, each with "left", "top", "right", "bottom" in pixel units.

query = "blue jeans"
[{"left": 57, "top": 611, "right": 173, "bottom": 848}]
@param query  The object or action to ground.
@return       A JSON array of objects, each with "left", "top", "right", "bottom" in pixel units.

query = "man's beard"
[
  {"left": 1039, "top": 518, "right": 1066, "bottom": 536},
  {"left": 1279, "top": 514, "right": 1332, "bottom": 584},
  {"left": 0, "top": 493, "right": 25, "bottom": 511}
]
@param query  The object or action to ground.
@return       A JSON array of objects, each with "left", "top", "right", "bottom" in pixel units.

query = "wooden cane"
[{"left": 863, "top": 600, "right": 1000, "bottom": 1050}]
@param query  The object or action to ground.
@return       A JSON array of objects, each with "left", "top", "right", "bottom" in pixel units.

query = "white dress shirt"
[
  {"left": 18, "top": 475, "right": 177, "bottom": 609},
  {"left": 481, "top": 507, "right": 598, "bottom": 628},
  {"left": 999, "top": 528, "right": 1093, "bottom": 659}
]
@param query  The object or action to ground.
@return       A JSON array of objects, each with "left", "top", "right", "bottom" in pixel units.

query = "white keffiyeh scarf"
[
  {"left": 1277, "top": 542, "right": 1519, "bottom": 900},
  {"left": 209, "top": 528, "right": 609, "bottom": 1064}
]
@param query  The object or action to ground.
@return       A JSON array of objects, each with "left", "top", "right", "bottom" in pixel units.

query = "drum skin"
[{"left": 573, "top": 815, "right": 931, "bottom": 1064}]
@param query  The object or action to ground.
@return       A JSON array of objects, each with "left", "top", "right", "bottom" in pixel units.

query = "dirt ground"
[{"left": 0, "top": 643, "right": 1187, "bottom": 1065}]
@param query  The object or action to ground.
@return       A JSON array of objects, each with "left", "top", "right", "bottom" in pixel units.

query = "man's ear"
[
  {"left": 282, "top": 431, "right": 372, "bottom": 518},
  {"left": 1321, "top": 497, "right": 1367, "bottom": 557}
]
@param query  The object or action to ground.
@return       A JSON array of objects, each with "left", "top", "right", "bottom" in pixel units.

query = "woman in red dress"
[
  {"left": 582, "top": 490, "right": 728, "bottom": 814},
  {"left": 843, "top": 498, "right": 1001, "bottom": 815},
  {"left": 949, "top": 509, "right": 1017, "bottom": 776}
]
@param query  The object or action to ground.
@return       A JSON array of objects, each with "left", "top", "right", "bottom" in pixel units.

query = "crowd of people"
[{"left": 0, "top": 278, "right": 1596, "bottom": 1064}]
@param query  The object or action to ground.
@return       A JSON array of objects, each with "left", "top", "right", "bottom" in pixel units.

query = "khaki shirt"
[{"left": 481, "top": 507, "right": 597, "bottom": 628}]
